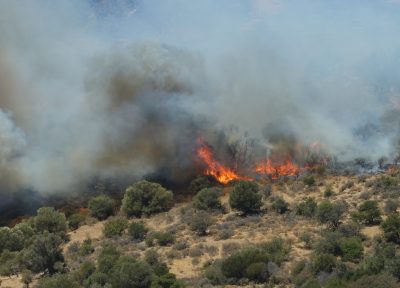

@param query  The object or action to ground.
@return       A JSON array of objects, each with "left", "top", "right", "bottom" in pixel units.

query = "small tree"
[
  {"left": 311, "top": 253, "right": 336, "bottom": 274},
  {"left": 272, "top": 197, "right": 289, "bottom": 214},
  {"left": 110, "top": 256, "right": 153, "bottom": 288},
  {"left": 121, "top": 180, "right": 173, "bottom": 217},
  {"left": 128, "top": 222, "right": 148, "bottom": 241},
  {"left": 22, "top": 232, "right": 64, "bottom": 274},
  {"left": 34, "top": 207, "right": 67, "bottom": 235},
  {"left": 103, "top": 218, "right": 128, "bottom": 238},
  {"left": 352, "top": 200, "right": 381, "bottom": 225},
  {"left": 88, "top": 195, "right": 115, "bottom": 220},
  {"left": 296, "top": 198, "right": 317, "bottom": 217},
  {"left": 189, "top": 211, "right": 214, "bottom": 235},
  {"left": 316, "top": 201, "right": 347, "bottom": 229},
  {"left": 381, "top": 213, "right": 400, "bottom": 243},
  {"left": 229, "top": 181, "right": 262, "bottom": 215},
  {"left": 21, "top": 269, "right": 33, "bottom": 288},
  {"left": 193, "top": 188, "right": 222, "bottom": 211},
  {"left": 67, "top": 213, "right": 86, "bottom": 231},
  {"left": 339, "top": 237, "right": 363, "bottom": 262}
]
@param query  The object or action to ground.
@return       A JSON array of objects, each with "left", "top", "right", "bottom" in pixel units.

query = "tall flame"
[
  {"left": 196, "top": 140, "right": 251, "bottom": 184},
  {"left": 254, "top": 158, "right": 300, "bottom": 179}
]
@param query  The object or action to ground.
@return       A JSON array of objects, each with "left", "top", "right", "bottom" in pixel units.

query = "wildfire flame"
[
  {"left": 254, "top": 158, "right": 300, "bottom": 179},
  {"left": 196, "top": 140, "right": 251, "bottom": 184}
]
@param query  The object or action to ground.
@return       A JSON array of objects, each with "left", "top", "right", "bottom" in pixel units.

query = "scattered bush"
[
  {"left": 34, "top": 207, "right": 67, "bottom": 235},
  {"left": 189, "top": 175, "right": 213, "bottom": 194},
  {"left": 103, "top": 218, "right": 128, "bottom": 238},
  {"left": 67, "top": 213, "right": 86, "bottom": 230},
  {"left": 311, "top": 253, "right": 336, "bottom": 274},
  {"left": 303, "top": 174, "right": 315, "bottom": 186},
  {"left": 229, "top": 181, "right": 262, "bottom": 215},
  {"left": 352, "top": 200, "right": 381, "bottom": 225},
  {"left": 79, "top": 238, "right": 94, "bottom": 256},
  {"left": 339, "top": 237, "right": 363, "bottom": 262},
  {"left": 36, "top": 273, "right": 80, "bottom": 288},
  {"left": 121, "top": 180, "right": 173, "bottom": 217},
  {"left": 271, "top": 197, "right": 289, "bottom": 214},
  {"left": 352, "top": 273, "right": 398, "bottom": 288},
  {"left": 324, "top": 186, "right": 334, "bottom": 198},
  {"left": 146, "top": 232, "right": 175, "bottom": 247},
  {"left": 316, "top": 201, "right": 347, "bottom": 229},
  {"left": 110, "top": 256, "right": 153, "bottom": 288},
  {"left": 88, "top": 195, "right": 115, "bottom": 220},
  {"left": 381, "top": 213, "right": 400, "bottom": 243},
  {"left": 128, "top": 221, "right": 148, "bottom": 241},
  {"left": 384, "top": 199, "right": 399, "bottom": 214},
  {"left": 193, "top": 188, "right": 222, "bottom": 211},
  {"left": 189, "top": 211, "right": 214, "bottom": 235},
  {"left": 296, "top": 198, "right": 317, "bottom": 217}
]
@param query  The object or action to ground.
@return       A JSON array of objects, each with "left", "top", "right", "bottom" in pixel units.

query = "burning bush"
[
  {"left": 229, "top": 181, "right": 262, "bottom": 215},
  {"left": 121, "top": 180, "right": 173, "bottom": 217}
]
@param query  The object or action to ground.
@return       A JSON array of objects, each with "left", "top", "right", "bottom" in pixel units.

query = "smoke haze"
[{"left": 1, "top": 0, "right": 400, "bottom": 197}]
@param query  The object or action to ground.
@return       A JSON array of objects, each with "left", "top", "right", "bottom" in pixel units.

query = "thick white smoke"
[{"left": 0, "top": 0, "right": 400, "bottom": 195}]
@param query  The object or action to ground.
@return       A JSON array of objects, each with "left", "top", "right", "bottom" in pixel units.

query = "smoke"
[{"left": 0, "top": 0, "right": 400, "bottom": 197}]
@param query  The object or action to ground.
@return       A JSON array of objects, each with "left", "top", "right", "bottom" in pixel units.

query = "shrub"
[
  {"left": 121, "top": 180, "right": 173, "bottom": 217},
  {"left": 97, "top": 243, "right": 121, "bottom": 274},
  {"left": 67, "top": 213, "right": 86, "bottom": 230},
  {"left": 0, "top": 250, "right": 19, "bottom": 276},
  {"left": 246, "top": 262, "right": 269, "bottom": 282},
  {"left": 311, "top": 253, "right": 336, "bottom": 274},
  {"left": 324, "top": 186, "right": 334, "bottom": 198},
  {"left": 128, "top": 221, "right": 148, "bottom": 241},
  {"left": 316, "top": 201, "right": 347, "bottom": 229},
  {"left": 110, "top": 256, "right": 153, "bottom": 288},
  {"left": 205, "top": 262, "right": 227, "bottom": 285},
  {"left": 302, "top": 174, "right": 315, "bottom": 186},
  {"left": 229, "top": 181, "right": 262, "bottom": 215},
  {"left": 339, "top": 237, "right": 363, "bottom": 262},
  {"left": 22, "top": 232, "right": 64, "bottom": 274},
  {"left": 296, "top": 198, "right": 317, "bottom": 217},
  {"left": 352, "top": 273, "right": 398, "bottom": 288},
  {"left": 73, "top": 261, "right": 96, "bottom": 284},
  {"left": 88, "top": 195, "right": 115, "bottom": 220},
  {"left": 381, "top": 213, "right": 400, "bottom": 243},
  {"left": 147, "top": 232, "right": 175, "bottom": 247},
  {"left": 189, "top": 175, "right": 213, "bottom": 194},
  {"left": 384, "top": 199, "right": 399, "bottom": 214},
  {"left": 352, "top": 200, "right": 381, "bottom": 225},
  {"left": 221, "top": 247, "right": 267, "bottom": 279},
  {"left": 21, "top": 269, "right": 33, "bottom": 287},
  {"left": 34, "top": 207, "right": 67, "bottom": 235},
  {"left": 193, "top": 188, "right": 222, "bottom": 211},
  {"left": 271, "top": 197, "right": 289, "bottom": 214},
  {"left": 103, "top": 218, "right": 128, "bottom": 238},
  {"left": 36, "top": 274, "right": 80, "bottom": 288},
  {"left": 260, "top": 237, "right": 291, "bottom": 265},
  {"left": 189, "top": 211, "right": 214, "bottom": 235},
  {"left": 79, "top": 238, "right": 94, "bottom": 256}
]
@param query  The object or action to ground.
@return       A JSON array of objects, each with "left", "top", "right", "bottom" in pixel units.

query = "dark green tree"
[{"left": 229, "top": 181, "right": 262, "bottom": 215}]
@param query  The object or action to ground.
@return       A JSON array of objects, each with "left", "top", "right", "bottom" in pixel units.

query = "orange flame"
[
  {"left": 254, "top": 158, "right": 300, "bottom": 179},
  {"left": 197, "top": 141, "right": 251, "bottom": 184}
]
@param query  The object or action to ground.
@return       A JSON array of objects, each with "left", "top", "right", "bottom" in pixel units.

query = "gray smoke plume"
[{"left": 1, "top": 0, "right": 400, "bottom": 196}]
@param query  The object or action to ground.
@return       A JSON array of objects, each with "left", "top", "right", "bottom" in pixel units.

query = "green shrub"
[
  {"left": 36, "top": 274, "right": 80, "bottom": 288},
  {"left": 381, "top": 213, "right": 400, "bottom": 243},
  {"left": 339, "top": 237, "right": 363, "bottom": 262},
  {"left": 205, "top": 262, "right": 227, "bottom": 285},
  {"left": 316, "top": 201, "right": 347, "bottom": 229},
  {"left": 302, "top": 174, "right": 315, "bottom": 186},
  {"left": 0, "top": 250, "right": 20, "bottom": 276},
  {"left": 324, "top": 186, "right": 334, "bottom": 198},
  {"left": 259, "top": 238, "right": 291, "bottom": 265},
  {"left": 229, "top": 181, "right": 262, "bottom": 215},
  {"left": 311, "top": 253, "right": 336, "bottom": 274},
  {"left": 272, "top": 197, "right": 289, "bottom": 214},
  {"left": 110, "top": 256, "right": 153, "bottom": 288},
  {"left": 67, "top": 213, "right": 86, "bottom": 231},
  {"left": 301, "top": 278, "right": 321, "bottom": 288},
  {"left": 189, "top": 211, "right": 214, "bottom": 235},
  {"left": 97, "top": 243, "right": 121, "bottom": 274},
  {"left": 128, "top": 221, "right": 148, "bottom": 241},
  {"left": 121, "top": 180, "right": 173, "bottom": 217},
  {"left": 22, "top": 232, "right": 64, "bottom": 274},
  {"left": 34, "top": 207, "right": 67, "bottom": 235},
  {"left": 189, "top": 175, "right": 213, "bottom": 194},
  {"left": 296, "top": 198, "right": 317, "bottom": 217},
  {"left": 79, "top": 238, "right": 94, "bottom": 256},
  {"left": 73, "top": 261, "right": 96, "bottom": 284},
  {"left": 352, "top": 200, "right": 381, "bottom": 225},
  {"left": 88, "top": 195, "right": 115, "bottom": 220},
  {"left": 193, "top": 188, "right": 222, "bottom": 211},
  {"left": 147, "top": 232, "right": 175, "bottom": 247},
  {"left": 384, "top": 199, "right": 399, "bottom": 214},
  {"left": 245, "top": 262, "right": 269, "bottom": 282},
  {"left": 221, "top": 247, "right": 267, "bottom": 279},
  {"left": 103, "top": 218, "right": 128, "bottom": 238},
  {"left": 352, "top": 273, "right": 398, "bottom": 288}
]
